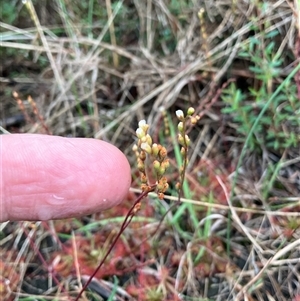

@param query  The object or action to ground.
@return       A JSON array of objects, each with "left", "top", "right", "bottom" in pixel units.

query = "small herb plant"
[
  {"left": 74, "top": 107, "right": 199, "bottom": 300},
  {"left": 221, "top": 30, "right": 300, "bottom": 152}
]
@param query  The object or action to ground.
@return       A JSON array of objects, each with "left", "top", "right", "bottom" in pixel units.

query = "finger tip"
[
  {"left": 49, "top": 138, "right": 132, "bottom": 217},
  {"left": 2, "top": 134, "right": 132, "bottom": 221},
  {"left": 93, "top": 140, "right": 132, "bottom": 207}
]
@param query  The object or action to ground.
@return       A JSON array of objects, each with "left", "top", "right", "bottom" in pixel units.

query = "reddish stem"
[{"left": 74, "top": 188, "right": 154, "bottom": 301}]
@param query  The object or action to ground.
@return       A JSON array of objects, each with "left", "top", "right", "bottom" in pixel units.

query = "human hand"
[{"left": 0, "top": 134, "right": 131, "bottom": 222}]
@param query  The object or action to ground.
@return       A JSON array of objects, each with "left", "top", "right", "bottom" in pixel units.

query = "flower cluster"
[
  {"left": 133, "top": 120, "right": 169, "bottom": 199},
  {"left": 175, "top": 107, "right": 200, "bottom": 194}
]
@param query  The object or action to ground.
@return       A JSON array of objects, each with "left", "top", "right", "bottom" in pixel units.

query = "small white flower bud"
[
  {"left": 141, "top": 142, "right": 152, "bottom": 154},
  {"left": 136, "top": 128, "right": 145, "bottom": 139},
  {"left": 176, "top": 110, "right": 184, "bottom": 120},
  {"left": 138, "top": 120, "right": 146, "bottom": 127}
]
